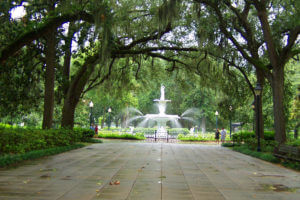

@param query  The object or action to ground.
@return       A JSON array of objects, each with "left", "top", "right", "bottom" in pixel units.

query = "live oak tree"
[
  {"left": 189, "top": 0, "right": 300, "bottom": 143},
  {"left": 0, "top": 0, "right": 199, "bottom": 128}
]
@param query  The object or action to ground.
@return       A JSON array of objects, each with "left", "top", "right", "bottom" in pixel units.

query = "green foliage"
[
  {"left": 282, "top": 161, "right": 300, "bottom": 171},
  {"left": 0, "top": 144, "right": 85, "bottom": 168},
  {"left": 84, "top": 138, "right": 103, "bottom": 143},
  {"left": 232, "top": 131, "right": 255, "bottom": 143},
  {"left": 177, "top": 132, "right": 228, "bottom": 141},
  {"left": 221, "top": 143, "right": 234, "bottom": 147},
  {"left": 73, "top": 128, "right": 95, "bottom": 142},
  {"left": 232, "top": 131, "right": 275, "bottom": 144},
  {"left": 168, "top": 128, "right": 190, "bottom": 135},
  {"left": 228, "top": 144, "right": 300, "bottom": 171},
  {"left": 98, "top": 131, "right": 145, "bottom": 140},
  {"left": 286, "top": 139, "right": 300, "bottom": 147},
  {"left": 0, "top": 127, "right": 94, "bottom": 154},
  {"left": 232, "top": 145, "right": 280, "bottom": 163}
]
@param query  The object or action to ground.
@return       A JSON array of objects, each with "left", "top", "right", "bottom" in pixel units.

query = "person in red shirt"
[{"left": 94, "top": 124, "right": 98, "bottom": 135}]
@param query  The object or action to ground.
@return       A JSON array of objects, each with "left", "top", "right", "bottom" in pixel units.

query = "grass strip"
[{"left": 0, "top": 144, "right": 85, "bottom": 168}]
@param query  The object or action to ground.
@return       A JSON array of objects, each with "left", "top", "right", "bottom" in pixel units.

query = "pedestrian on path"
[
  {"left": 215, "top": 129, "right": 220, "bottom": 144},
  {"left": 94, "top": 124, "right": 98, "bottom": 135},
  {"left": 221, "top": 128, "right": 226, "bottom": 143}
]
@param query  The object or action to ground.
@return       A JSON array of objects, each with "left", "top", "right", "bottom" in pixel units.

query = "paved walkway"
[{"left": 0, "top": 141, "right": 299, "bottom": 200}]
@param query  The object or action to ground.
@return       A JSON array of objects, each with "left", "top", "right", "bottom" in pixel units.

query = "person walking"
[
  {"left": 220, "top": 128, "right": 227, "bottom": 143},
  {"left": 215, "top": 129, "right": 220, "bottom": 144},
  {"left": 94, "top": 124, "right": 98, "bottom": 135}
]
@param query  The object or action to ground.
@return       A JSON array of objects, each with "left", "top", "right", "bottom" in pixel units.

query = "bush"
[
  {"left": 232, "top": 145, "right": 280, "bottom": 163},
  {"left": 0, "top": 144, "right": 85, "bottom": 168},
  {"left": 222, "top": 143, "right": 234, "bottom": 147},
  {"left": 177, "top": 132, "right": 230, "bottom": 141},
  {"left": 232, "top": 131, "right": 255, "bottom": 144},
  {"left": 232, "top": 130, "right": 275, "bottom": 144},
  {"left": 286, "top": 139, "right": 300, "bottom": 147},
  {"left": 98, "top": 131, "right": 145, "bottom": 140},
  {"left": 168, "top": 128, "right": 190, "bottom": 135},
  {"left": 73, "top": 128, "right": 94, "bottom": 142},
  {"left": 0, "top": 127, "right": 93, "bottom": 154},
  {"left": 264, "top": 131, "right": 275, "bottom": 140},
  {"left": 84, "top": 138, "right": 103, "bottom": 143}
]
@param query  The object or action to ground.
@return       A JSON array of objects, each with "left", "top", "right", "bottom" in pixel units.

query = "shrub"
[
  {"left": 286, "top": 139, "right": 300, "bottom": 147},
  {"left": 168, "top": 128, "right": 190, "bottom": 135},
  {"left": 177, "top": 133, "right": 229, "bottom": 141},
  {"left": 232, "top": 145, "right": 280, "bottom": 163},
  {"left": 232, "top": 130, "right": 275, "bottom": 144},
  {"left": 264, "top": 131, "right": 275, "bottom": 140},
  {"left": 0, "top": 127, "right": 93, "bottom": 154},
  {"left": 0, "top": 144, "right": 84, "bottom": 167},
  {"left": 73, "top": 128, "right": 94, "bottom": 142},
  {"left": 222, "top": 143, "right": 234, "bottom": 147},
  {"left": 232, "top": 131, "right": 255, "bottom": 144},
  {"left": 98, "top": 131, "right": 145, "bottom": 140}
]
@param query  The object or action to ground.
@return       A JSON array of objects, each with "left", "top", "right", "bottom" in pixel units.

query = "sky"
[{"left": 10, "top": 4, "right": 26, "bottom": 19}]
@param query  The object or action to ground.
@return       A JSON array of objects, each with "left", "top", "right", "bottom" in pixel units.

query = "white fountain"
[{"left": 144, "top": 85, "right": 180, "bottom": 138}]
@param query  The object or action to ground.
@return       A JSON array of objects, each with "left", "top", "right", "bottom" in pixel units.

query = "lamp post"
[
  {"left": 251, "top": 100, "right": 255, "bottom": 132},
  {"left": 108, "top": 107, "right": 112, "bottom": 130},
  {"left": 229, "top": 106, "right": 232, "bottom": 138},
  {"left": 215, "top": 111, "right": 219, "bottom": 131},
  {"left": 89, "top": 101, "right": 94, "bottom": 127},
  {"left": 254, "top": 83, "right": 262, "bottom": 152}
]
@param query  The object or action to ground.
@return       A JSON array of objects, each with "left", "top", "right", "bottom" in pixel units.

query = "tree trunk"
[
  {"left": 61, "top": 60, "right": 96, "bottom": 128},
  {"left": 272, "top": 66, "right": 286, "bottom": 143},
  {"left": 255, "top": 2, "right": 286, "bottom": 143},
  {"left": 62, "top": 22, "right": 76, "bottom": 96},
  {"left": 42, "top": 26, "right": 56, "bottom": 129}
]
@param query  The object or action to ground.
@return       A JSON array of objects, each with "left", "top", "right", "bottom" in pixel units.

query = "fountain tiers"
[{"left": 143, "top": 86, "right": 180, "bottom": 138}]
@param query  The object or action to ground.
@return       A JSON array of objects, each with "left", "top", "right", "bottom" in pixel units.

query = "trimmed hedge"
[
  {"left": 232, "top": 130, "right": 275, "bottom": 143},
  {"left": 0, "top": 144, "right": 85, "bottom": 167},
  {"left": 232, "top": 145, "right": 280, "bottom": 163},
  {"left": 98, "top": 131, "right": 145, "bottom": 140},
  {"left": 168, "top": 128, "right": 190, "bottom": 135},
  {"left": 0, "top": 128, "right": 94, "bottom": 154},
  {"left": 177, "top": 133, "right": 229, "bottom": 141}
]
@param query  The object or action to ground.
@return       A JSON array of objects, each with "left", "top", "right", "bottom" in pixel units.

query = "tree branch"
[
  {"left": 0, "top": 11, "right": 94, "bottom": 64},
  {"left": 82, "top": 58, "right": 115, "bottom": 94}
]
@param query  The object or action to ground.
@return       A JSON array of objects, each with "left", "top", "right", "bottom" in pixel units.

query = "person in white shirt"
[{"left": 220, "top": 128, "right": 226, "bottom": 143}]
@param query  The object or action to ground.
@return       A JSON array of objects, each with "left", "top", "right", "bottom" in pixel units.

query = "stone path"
[{"left": 0, "top": 141, "right": 299, "bottom": 200}]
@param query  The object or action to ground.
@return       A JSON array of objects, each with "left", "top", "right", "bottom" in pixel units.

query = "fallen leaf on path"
[
  {"left": 97, "top": 181, "right": 102, "bottom": 185},
  {"left": 114, "top": 180, "right": 120, "bottom": 185},
  {"left": 23, "top": 179, "right": 31, "bottom": 184}
]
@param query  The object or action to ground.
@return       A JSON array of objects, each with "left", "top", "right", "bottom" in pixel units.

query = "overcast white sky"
[{"left": 10, "top": 5, "right": 26, "bottom": 19}]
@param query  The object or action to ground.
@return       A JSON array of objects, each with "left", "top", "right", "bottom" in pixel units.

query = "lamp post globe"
[
  {"left": 108, "top": 108, "right": 112, "bottom": 130},
  {"left": 89, "top": 101, "right": 94, "bottom": 127}
]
